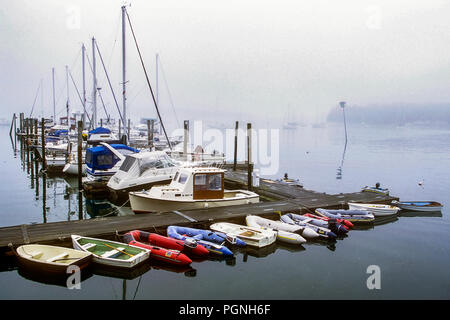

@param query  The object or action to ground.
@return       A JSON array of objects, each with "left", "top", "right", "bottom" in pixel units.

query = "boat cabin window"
[
  {"left": 178, "top": 173, "right": 188, "bottom": 184},
  {"left": 137, "top": 155, "right": 176, "bottom": 176},
  {"left": 119, "top": 156, "right": 136, "bottom": 172},
  {"left": 97, "top": 154, "right": 116, "bottom": 166},
  {"left": 193, "top": 173, "right": 224, "bottom": 199},
  {"left": 173, "top": 172, "right": 179, "bottom": 182}
]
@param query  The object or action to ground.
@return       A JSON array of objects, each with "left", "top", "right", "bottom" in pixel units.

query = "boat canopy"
[
  {"left": 119, "top": 152, "right": 177, "bottom": 176},
  {"left": 88, "top": 127, "right": 111, "bottom": 136},
  {"left": 48, "top": 129, "right": 68, "bottom": 137},
  {"left": 86, "top": 144, "right": 139, "bottom": 170}
]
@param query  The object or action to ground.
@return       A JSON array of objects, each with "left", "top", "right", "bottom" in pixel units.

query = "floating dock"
[{"left": 0, "top": 170, "right": 398, "bottom": 253}]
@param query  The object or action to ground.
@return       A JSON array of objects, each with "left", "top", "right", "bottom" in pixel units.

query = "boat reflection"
[{"left": 17, "top": 265, "right": 93, "bottom": 288}]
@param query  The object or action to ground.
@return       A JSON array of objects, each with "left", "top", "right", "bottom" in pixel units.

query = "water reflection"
[{"left": 336, "top": 140, "right": 347, "bottom": 180}]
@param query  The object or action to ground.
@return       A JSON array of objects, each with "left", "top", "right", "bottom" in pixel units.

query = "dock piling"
[
  {"left": 77, "top": 120, "right": 83, "bottom": 220},
  {"left": 247, "top": 123, "right": 253, "bottom": 191},
  {"left": 41, "top": 118, "right": 46, "bottom": 171},
  {"left": 233, "top": 121, "right": 238, "bottom": 171}
]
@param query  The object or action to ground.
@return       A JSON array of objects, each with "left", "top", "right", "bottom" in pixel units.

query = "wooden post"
[
  {"left": 183, "top": 120, "right": 189, "bottom": 161},
  {"left": 19, "top": 113, "right": 24, "bottom": 135},
  {"left": 247, "top": 123, "right": 253, "bottom": 191},
  {"left": 118, "top": 120, "right": 122, "bottom": 139},
  {"left": 147, "top": 119, "right": 154, "bottom": 149},
  {"left": 127, "top": 119, "right": 131, "bottom": 141},
  {"left": 77, "top": 120, "right": 83, "bottom": 220},
  {"left": 34, "top": 118, "right": 38, "bottom": 145},
  {"left": 9, "top": 113, "right": 15, "bottom": 137},
  {"left": 41, "top": 118, "right": 47, "bottom": 170},
  {"left": 233, "top": 121, "right": 238, "bottom": 171}
]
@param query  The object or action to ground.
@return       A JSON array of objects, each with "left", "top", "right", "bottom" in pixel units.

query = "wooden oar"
[{"left": 102, "top": 242, "right": 134, "bottom": 257}]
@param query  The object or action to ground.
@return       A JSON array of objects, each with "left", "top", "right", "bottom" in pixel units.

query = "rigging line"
[
  {"left": 97, "top": 88, "right": 111, "bottom": 123},
  {"left": 95, "top": 39, "right": 128, "bottom": 137},
  {"left": 106, "top": 11, "right": 122, "bottom": 70},
  {"left": 125, "top": 9, "right": 172, "bottom": 150},
  {"left": 68, "top": 70, "right": 93, "bottom": 124},
  {"left": 29, "top": 80, "right": 42, "bottom": 117},
  {"left": 158, "top": 56, "right": 181, "bottom": 128}
]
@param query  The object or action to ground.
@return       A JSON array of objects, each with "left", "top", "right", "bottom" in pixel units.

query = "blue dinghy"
[{"left": 167, "top": 226, "right": 245, "bottom": 257}]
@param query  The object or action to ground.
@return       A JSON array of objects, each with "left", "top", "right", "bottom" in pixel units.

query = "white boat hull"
[
  {"left": 245, "top": 215, "right": 308, "bottom": 244},
  {"left": 210, "top": 222, "right": 277, "bottom": 248},
  {"left": 63, "top": 162, "right": 86, "bottom": 175},
  {"left": 348, "top": 203, "right": 400, "bottom": 216},
  {"left": 129, "top": 190, "right": 260, "bottom": 213}
]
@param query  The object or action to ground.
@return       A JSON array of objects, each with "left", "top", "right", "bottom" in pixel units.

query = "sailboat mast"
[
  {"left": 82, "top": 43, "right": 86, "bottom": 129},
  {"left": 52, "top": 67, "right": 56, "bottom": 125},
  {"left": 121, "top": 5, "right": 127, "bottom": 140},
  {"left": 92, "top": 37, "right": 97, "bottom": 128},
  {"left": 66, "top": 65, "right": 70, "bottom": 129}
]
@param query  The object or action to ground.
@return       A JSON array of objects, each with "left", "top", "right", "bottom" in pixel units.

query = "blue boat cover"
[
  {"left": 49, "top": 129, "right": 68, "bottom": 137},
  {"left": 88, "top": 127, "right": 111, "bottom": 135},
  {"left": 85, "top": 144, "right": 139, "bottom": 170}
]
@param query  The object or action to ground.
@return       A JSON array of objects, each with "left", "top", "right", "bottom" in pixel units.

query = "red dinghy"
[
  {"left": 304, "top": 213, "right": 354, "bottom": 229},
  {"left": 123, "top": 231, "right": 192, "bottom": 266},
  {"left": 145, "top": 232, "right": 209, "bottom": 257}
]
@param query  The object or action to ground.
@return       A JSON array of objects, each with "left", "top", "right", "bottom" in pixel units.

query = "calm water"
[{"left": 0, "top": 122, "right": 449, "bottom": 300}]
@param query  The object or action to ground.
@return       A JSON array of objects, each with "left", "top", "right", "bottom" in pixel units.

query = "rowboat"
[
  {"left": 245, "top": 215, "right": 308, "bottom": 244},
  {"left": 71, "top": 235, "right": 150, "bottom": 269},
  {"left": 167, "top": 226, "right": 235, "bottom": 256},
  {"left": 210, "top": 222, "right": 277, "bottom": 248},
  {"left": 12, "top": 244, "right": 92, "bottom": 275},
  {"left": 279, "top": 213, "right": 339, "bottom": 238},
  {"left": 123, "top": 230, "right": 192, "bottom": 265},
  {"left": 315, "top": 208, "right": 375, "bottom": 223},
  {"left": 348, "top": 203, "right": 400, "bottom": 216},
  {"left": 391, "top": 200, "right": 443, "bottom": 212}
]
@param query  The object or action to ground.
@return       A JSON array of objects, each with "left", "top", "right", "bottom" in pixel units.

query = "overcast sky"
[{"left": 1, "top": 0, "right": 450, "bottom": 128}]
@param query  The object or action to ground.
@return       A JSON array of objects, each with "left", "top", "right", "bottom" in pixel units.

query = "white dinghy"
[{"left": 209, "top": 222, "right": 277, "bottom": 248}]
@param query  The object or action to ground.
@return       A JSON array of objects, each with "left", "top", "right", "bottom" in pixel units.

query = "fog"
[{"left": 1, "top": 0, "right": 450, "bottom": 129}]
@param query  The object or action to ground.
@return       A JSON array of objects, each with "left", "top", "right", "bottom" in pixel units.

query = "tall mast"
[
  {"left": 121, "top": 5, "right": 127, "bottom": 139},
  {"left": 52, "top": 67, "right": 56, "bottom": 125},
  {"left": 156, "top": 53, "right": 161, "bottom": 134},
  {"left": 82, "top": 43, "right": 86, "bottom": 129},
  {"left": 66, "top": 65, "right": 70, "bottom": 129},
  {"left": 92, "top": 37, "right": 97, "bottom": 128}
]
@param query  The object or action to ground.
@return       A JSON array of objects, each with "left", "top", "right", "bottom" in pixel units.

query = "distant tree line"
[{"left": 326, "top": 103, "right": 450, "bottom": 126}]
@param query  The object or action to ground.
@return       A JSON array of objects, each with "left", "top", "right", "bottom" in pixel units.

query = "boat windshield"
[
  {"left": 137, "top": 154, "right": 177, "bottom": 176},
  {"left": 119, "top": 156, "right": 136, "bottom": 172}
]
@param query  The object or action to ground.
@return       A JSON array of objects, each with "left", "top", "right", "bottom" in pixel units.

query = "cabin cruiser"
[
  {"left": 129, "top": 167, "right": 260, "bottom": 213},
  {"left": 107, "top": 151, "right": 179, "bottom": 200},
  {"left": 85, "top": 143, "right": 139, "bottom": 182}
]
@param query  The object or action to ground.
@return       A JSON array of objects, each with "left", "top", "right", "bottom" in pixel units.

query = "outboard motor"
[{"left": 183, "top": 237, "right": 198, "bottom": 249}]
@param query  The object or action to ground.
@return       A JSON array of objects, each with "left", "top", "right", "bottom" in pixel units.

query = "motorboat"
[
  {"left": 245, "top": 215, "right": 308, "bottom": 244},
  {"left": 85, "top": 143, "right": 139, "bottom": 182},
  {"left": 129, "top": 167, "right": 259, "bottom": 213},
  {"left": 123, "top": 230, "right": 192, "bottom": 265},
  {"left": 167, "top": 226, "right": 235, "bottom": 256},
  {"left": 107, "top": 151, "right": 179, "bottom": 200},
  {"left": 279, "top": 213, "right": 339, "bottom": 238},
  {"left": 391, "top": 200, "right": 443, "bottom": 212},
  {"left": 361, "top": 185, "right": 389, "bottom": 196},
  {"left": 347, "top": 202, "right": 400, "bottom": 216},
  {"left": 315, "top": 208, "right": 375, "bottom": 223},
  {"left": 71, "top": 235, "right": 150, "bottom": 269},
  {"left": 209, "top": 222, "right": 277, "bottom": 248}
]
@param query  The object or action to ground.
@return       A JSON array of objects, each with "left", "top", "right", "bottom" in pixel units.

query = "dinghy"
[
  {"left": 391, "top": 201, "right": 443, "bottom": 212},
  {"left": 209, "top": 222, "right": 277, "bottom": 248},
  {"left": 123, "top": 230, "right": 192, "bottom": 265},
  {"left": 124, "top": 230, "right": 209, "bottom": 257},
  {"left": 245, "top": 215, "right": 309, "bottom": 244},
  {"left": 347, "top": 203, "right": 400, "bottom": 216},
  {"left": 13, "top": 244, "right": 92, "bottom": 275},
  {"left": 167, "top": 226, "right": 235, "bottom": 256},
  {"left": 304, "top": 213, "right": 354, "bottom": 229},
  {"left": 71, "top": 235, "right": 150, "bottom": 269},
  {"left": 315, "top": 208, "right": 375, "bottom": 223},
  {"left": 361, "top": 185, "right": 389, "bottom": 195},
  {"left": 279, "top": 213, "right": 338, "bottom": 238},
  {"left": 301, "top": 213, "right": 350, "bottom": 234}
]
